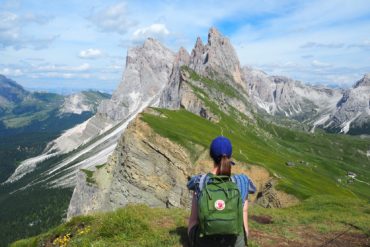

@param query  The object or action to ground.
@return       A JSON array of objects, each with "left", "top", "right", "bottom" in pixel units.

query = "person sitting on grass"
[{"left": 187, "top": 136, "right": 256, "bottom": 247}]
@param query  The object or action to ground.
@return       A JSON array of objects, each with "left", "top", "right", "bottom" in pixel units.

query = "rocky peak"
[
  {"left": 354, "top": 73, "right": 370, "bottom": 88},
  {"left": 0, "top": 74, "right": 29, "bottom": 104},
  {"left": 207, "top": 27, "right": 222, "bottom": 44},
  {"left": 189, "top": 27, "right": 244, "bottom": 87},
  {"left": 176, "top": 47, "right": 190, "bottom": 65},
  {"left": 98, "top": 38, "right": 175, "bottom": 121}
]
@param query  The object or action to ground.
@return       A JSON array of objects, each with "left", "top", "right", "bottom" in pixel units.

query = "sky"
[{"left": 1, "top": 0, "right": 370, "bottom": 93}]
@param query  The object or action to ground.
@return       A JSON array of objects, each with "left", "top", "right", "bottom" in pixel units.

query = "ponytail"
[{"left": 219, "top": 155, "right": 231, "bottom": 176}]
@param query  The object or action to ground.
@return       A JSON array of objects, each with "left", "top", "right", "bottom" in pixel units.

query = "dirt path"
[{"left": 250, "top": 227, "right": 370, "bottom": 247}]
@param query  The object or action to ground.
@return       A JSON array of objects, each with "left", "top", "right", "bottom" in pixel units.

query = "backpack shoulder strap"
[
  {"left": 231, "top": 175, "right": 236, "bottom": 183},
  {"left": 198, "top": 173, "right": 209, "bottom": 192}
]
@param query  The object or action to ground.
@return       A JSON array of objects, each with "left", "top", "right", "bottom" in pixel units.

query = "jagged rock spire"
[
  {"left": 189, "top": 27, "right": 244, "bottom": 87},
  {"left": 354, "top": 73, "right": 370, "bottom": 88},
  {"left": 176, "top": 47, "right": 190, "bottom": 65},
  {"left": 98, "top": 38, "right": 175, "bottom": 121}
]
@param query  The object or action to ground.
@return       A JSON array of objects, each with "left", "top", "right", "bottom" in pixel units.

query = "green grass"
[
  {"left": 183, "top": 66, "right": 248, "bottom": 103},
  {"left": 250, "top": 196, "right": 370, "bottom": 236},
  {"left": 11, "top": 198, "right": 370, "bottom": 247},
  {"left": 141, "top": 108, "right": 370, "bottom": 201},
  {"left": 81, "top": 169, "right": 96, "bottom": 185},
  {"left": 11, "top": 205, "right": 189, "bottom": 247}
]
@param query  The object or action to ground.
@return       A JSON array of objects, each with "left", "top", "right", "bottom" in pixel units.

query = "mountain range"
[
  {"left": 0, "top": 75, "right": 110, "bottom": 183},
  {"left": 1, "top": 28, "right": 369, "bottom": 246}
]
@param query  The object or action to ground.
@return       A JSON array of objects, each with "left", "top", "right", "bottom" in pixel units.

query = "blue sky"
[{"left": 1, "top": 0, "right": 370, "bottom": 92}]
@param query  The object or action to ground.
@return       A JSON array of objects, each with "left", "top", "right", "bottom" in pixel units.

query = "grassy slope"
[
  {"left": 11, "top": 199, "right": 370, "bottom": 247},
  {"left": 0, "top": 118, "right": 126, "bottom": 247},
  {"left": 142, "top": 109, "right": 370, "bottom": 200}
]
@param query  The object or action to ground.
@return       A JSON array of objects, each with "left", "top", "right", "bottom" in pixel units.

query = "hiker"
[{"left": 187, "top": 136, "right": 256, "bottom": 247}]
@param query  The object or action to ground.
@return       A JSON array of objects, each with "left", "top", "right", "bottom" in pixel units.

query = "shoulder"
[
  {"left": 186, "top": 174, "right": 203, "bottom": 190},
  {"left": 232, "top": 173, "right": 256, "bottom": 194}
]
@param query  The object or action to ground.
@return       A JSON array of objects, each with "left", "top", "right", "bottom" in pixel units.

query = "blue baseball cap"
[{"left": 210, "top": 136, "right": 234, "bottom": 164}]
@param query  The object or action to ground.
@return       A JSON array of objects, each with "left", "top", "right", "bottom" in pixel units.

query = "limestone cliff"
[
  {"left": 190, "top": 27, "right": 244, "bottom": 89},
  {"left": 68, "top": 110, "right": 194, "bottom": 218}
]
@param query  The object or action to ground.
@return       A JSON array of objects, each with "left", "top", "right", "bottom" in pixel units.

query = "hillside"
[
  {"left": 11, "top": 199, "right": 370, "bottom": 246},
  {"left": 0, "top": 75, "right": 111, "bottom": 183},
  {"left": 0, "top": 76, "right": 111, "bottom": 246}
]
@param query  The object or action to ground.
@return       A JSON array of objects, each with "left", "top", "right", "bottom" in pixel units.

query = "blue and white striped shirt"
[{"left": 187, "top": 173, "right": 256, "bottom": 205}]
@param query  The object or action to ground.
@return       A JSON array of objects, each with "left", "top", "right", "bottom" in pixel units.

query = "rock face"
[
  {"left": 243, "top": 67, "right": 370, "bottom": 134},
  {"left": 68, "top": 111, "right": 194, "bottom": 218},
  {"left": 190, "top": 28, "right": 244, "bottom": 88},
  {"left": 160, "top": 28, "right": 252, "bottom": 120},
  {"left": 159, "top": 47, "right": 191, "bottom": 109},
  {"left": 327, "top": 75, "right": 370, "bottom": 133},
  {"left": 60, "top": 91, "right": 110, "bottom": 115},
  {"left": 243, "top": 66, "right": 342, "bottom": 118},
  {"left": 98, "top": 39, "right": 175, "bottom": 121}
]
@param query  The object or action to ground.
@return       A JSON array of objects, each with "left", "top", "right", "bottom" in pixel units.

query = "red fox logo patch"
[{"left": 214, "top": 199, "right": 225, "bottom": 210}]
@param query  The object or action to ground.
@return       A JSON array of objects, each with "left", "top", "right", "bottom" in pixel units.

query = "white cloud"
[
  {"left": 311, "top": 60, "right": 332, "bottom": 68},
  {"left": 0, "top": 67, "right": 23, "bottom": 76},
  {"left": 88, "top": 2, "right": 136, "bottom": 34},
  {"left": 133, "top": 24, "right": 170, "bottom": 40},
  {"left": 36, "top": 63, "right": 91, "bottom": 72},
  {"left": 0, "top": 11, "right": 54, "bottom": 50},
  {"left": 30, "top": 72, "right": 92, "bottom": 79},
  {"left": 78, "top": 48, "right": 103, "bottom": 59},
  {"left": 300, "top": 42, "right": 344, "bottom": 49}
]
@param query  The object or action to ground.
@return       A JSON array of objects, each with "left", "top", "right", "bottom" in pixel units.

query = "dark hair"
[{"left": 215, "top": 155, "right": 231, "bottom": 176}]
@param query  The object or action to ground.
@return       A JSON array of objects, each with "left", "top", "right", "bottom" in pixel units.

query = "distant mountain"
[
  {"left": 60, "top": 91, "right": 111, "bottom": 115},
  {"left": 0, "top": 75, "right": 111, "bottom": 183},
  {"left": 0, "top": 75, "right": 110, "bottom": 130},
  {"left": 327, "top": 74, "right": 370, "bottom": 134},
  {"left": 243, "top": 67, "right": 370, "bottom": 134},
  {"left": 0, "top": 75, "right": 30, "bottom": 114}
]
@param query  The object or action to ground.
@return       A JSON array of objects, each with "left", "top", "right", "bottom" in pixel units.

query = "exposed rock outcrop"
[
  {"left": 190, "top": 27, "right": 244, "bottom": 88},
  {"left": 68, "top": 110, "right": 194, "bottom": 218},
  {"left": 159, "top": 47, "right": 191, "bottom": 109},
  {"left": 160, "top": 28, "right": 253, "bottom": 121},
  {"left": 60, "top": 91, "right": 109, "bottom": 115},
  {"left": 98, "top": 38, "right": 175, "bottom": 121},
  {"left": 328, "top": 74, "right": 370, "bottom": 133}
]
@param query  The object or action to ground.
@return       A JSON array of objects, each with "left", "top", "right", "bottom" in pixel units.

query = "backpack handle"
[{"left": 204, "top": 174, "right": 232, "bottom": 199}]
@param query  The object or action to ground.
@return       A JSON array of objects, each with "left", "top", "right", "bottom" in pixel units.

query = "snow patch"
[
  {"left": 3, "top": 153, "right": 58, "bottom": 184},
  {"left": 340, "top": 112, "right": 361, "bottom": 134},
  {"left": 60, "top": 93, "right": 92, "bottom": 114},
  {"left": 47, "top": 95, "right": 157, "bottom": 187},
  {"left": 128, "top": 91, "right": 142, "bottom": 113},
  {"left": 256, "top": 100, "right": 273, "bottom": 114},
  {"left": 310, "top": 115, "right": 330, "bottom": 133}
]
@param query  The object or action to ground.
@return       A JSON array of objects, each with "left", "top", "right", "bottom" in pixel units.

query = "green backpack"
[{"left": 197, "top": 173, "right": 243, "bottom": 237}]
